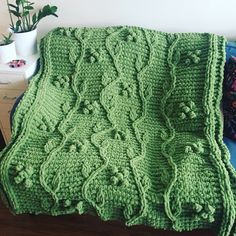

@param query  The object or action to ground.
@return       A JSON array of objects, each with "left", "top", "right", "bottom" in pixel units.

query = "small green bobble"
[
  {"left": 18, "top": 171, "right": 26, "bottom": 178},
  {"left": 185, "top": 146, "right": 193, "bottom": 153},
  {"left": 76, "top": 201, "right": 84, "bottom": 214},
  {"left": 123, "top": 169, "right": 129, "bottom": 177},
  {"left": 122, "top": 90, "right": 128, "bottom": 97},
  {"left": 187, "top": 51, "right": 192, "bottom": 57},
  {"left": 185, "top": 58, "right": 191, "bottom": 65},
  {"left": 195, "top": 49, "right": 201, "bottom": 55},
  {"left": 93, "top": 101, "right": 100, "bottom": 109},
  {"left": 111, "top": 166, "right": 119, "bottom": 174},
  {"left": 64, "top": 82, "right": 69, "bottom": 88},
  {"left": 25, "top": 179, "right": 33, "bottom": 188},
  {"left": 117, "top": 173, "right": 124, "bottom": 181},
  {"left": 89, "top": 56, "right": 96, "bottom": 63},
  {"left": 14, "top": 175, "right": 23, "bottom": 184},
  {"left": 193, "top": 56, "right": 200, "bottom": 64},
  {"left": 123, "top": 179, "right": 129, "bottom": 186},
  {"left": 16, "top": 164, "right": 23, "bottom": 172},
  {"left": 208, "top": 215, "right": 215, "bottom": 223},
  {"left": 69, "top": 144, "right": 77, "bottom": 152},
  {"left": 84, "top": 100, "right": 90, "bottom": 105},
  {"left": 201, "top": 212, "right": 208, "bottom": 219},
  {"left": 127, "top": 35, "right": 133, "bottom": 41},
  {"left": 193, "top": 203, "right": 203, "bottom": 213},
  {"left": 64, "top": 199, "right": 72, "bottom": 207},
  {"left": 189, "top": 111, "right": 196, "bottom": 119},
  {"left": 59, "top": 77, "right": 65, "bottom": 84},
  {"left": 87, "top": 104, "right": 93, "bottom": 110},
  {"left": 64, "top": 76, "right": 70, "bottom": 82},
  {"left": 40, "top": 124, "right": 47, "bottom": 131},
  {"left": 180, "top": 112, "right": 186, "bottom": 120},
  {"left": 111, "top": 176, "right": 119, "bottom": 185},
  {"left": 207, "top": 204, "right": 215, "bottom": 214},
  {"left": 179, "top": 102, "right": 185, "bottom": 108},
  {"left": 183, "top": 106, "right": 190, "bottom": 113},
  {"left": 25, "top": 166, "right": 33, "bottom": 176},
  {"left": 54, "top": 81, "right": 61, "bottom": 89},
  {"left": 83, "top": 108, "right": 90, "bottom": 115}
]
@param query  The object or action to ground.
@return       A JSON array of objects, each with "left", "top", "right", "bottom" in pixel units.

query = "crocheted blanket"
[{"left": 0, "top": 26, "right": 236, "bottom": 236}]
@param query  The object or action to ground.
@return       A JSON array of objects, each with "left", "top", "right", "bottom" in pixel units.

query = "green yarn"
[{"left": 0, "top": 26, "right": 235, "bottom": 235}]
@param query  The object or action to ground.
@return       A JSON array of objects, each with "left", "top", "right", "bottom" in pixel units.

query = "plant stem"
[
  {"left": 6, "top": 0, "right": 15, "bottom": 31},
  {"left": 21, "top": 1, "right": 26, "bottom": 31}
]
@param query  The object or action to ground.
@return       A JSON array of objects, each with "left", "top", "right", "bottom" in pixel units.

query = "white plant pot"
[
  {"left": 13, "top": 28, "right": 37, "bottom": 56},
  {"left": 0, "top": 41, "right": 17, "bottom": 64}
]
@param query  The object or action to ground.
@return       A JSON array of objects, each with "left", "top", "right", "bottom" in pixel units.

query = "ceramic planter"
[
  {"left": 0, "top": 41, "right": 17, "bottom": 63},
  {"left": 13, "top": 28, "right": 37, "bottom": 56}
]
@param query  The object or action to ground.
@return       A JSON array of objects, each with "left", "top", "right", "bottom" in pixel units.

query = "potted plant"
[
  {"left": 7, "top": 0, "right": 58, "bottom": 56},
  {"left": 0, "top": 33, "right": 17, "bottom": 63}
]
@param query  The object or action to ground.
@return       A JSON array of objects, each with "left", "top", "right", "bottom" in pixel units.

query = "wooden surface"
[
  {"left": 0, "top": 135, "right": 216, "bottom": 236},
  {"left": 0, "top": 200, "right": 216, "bottom": 236}
]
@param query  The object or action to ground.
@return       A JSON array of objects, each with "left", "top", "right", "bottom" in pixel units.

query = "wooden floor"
[{"left": 0, "top": 133, "right": 216, "bottom": 236}]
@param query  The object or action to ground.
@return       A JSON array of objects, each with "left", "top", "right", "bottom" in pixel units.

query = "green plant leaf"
[
  {"left": 9, "top": 10, "right": 21, "bottom": 17},
  {"left": 32, "top": 13, "right": 37, "bottom": 24},
  {"left": 23, "top": 11, "right": 29, "bottom": 16},
  {"left": 24, "top": 5, "right": 34, "bottom": 10},
  {"left": 8, "top": 4, "right": 17, "bottom": 9},
  {"left": 16, "top": 20, "right": 21, "bottom": 27},
  {"left": 16, "top": 0, "right": 21, "bottom": 6}
]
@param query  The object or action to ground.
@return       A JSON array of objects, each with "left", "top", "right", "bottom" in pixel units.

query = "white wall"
[{"left": 1, "top": 0, "right": 236, "bottom": 40}]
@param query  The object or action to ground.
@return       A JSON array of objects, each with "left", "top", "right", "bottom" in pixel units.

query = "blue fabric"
[
  {"left": 226, "top": 41, "right": 236, "bottom": 62},
  {"left": 224, "top": 137, "right": 236, "bottom": 167}
]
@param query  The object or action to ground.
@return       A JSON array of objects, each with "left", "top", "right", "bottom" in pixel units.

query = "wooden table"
[{"left": 0, "top": 199, "right": 216, "bottom": 236}]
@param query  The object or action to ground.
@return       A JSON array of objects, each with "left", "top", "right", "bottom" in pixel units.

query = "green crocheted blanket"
[{"left": 0, "top": 26, "right": 236, "bottom": 235}]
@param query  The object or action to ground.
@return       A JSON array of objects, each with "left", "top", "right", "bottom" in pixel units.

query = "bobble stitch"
[
  {"left": 14, "top": 164, "right": 34, "bottom": 188},
  {"left": 178, "top": 101, "right": 196, "bottom": 120},
  {"left": 191, "top": 202, "right": 215, "bottom": 223},
  {"left": 184, "top": 141, "right": 204, "bottom": 154},
  {"left": 62, "top": 101, "right": 71, "bottom": 114},
  {"left": 63, "top": 199, "right": 72, "bottom": 208},
  {"left": 76, "top": 201, "right": 84, "bottom": 214},
  {"left": 82, "top": 100, "right": 100, "bottom": 115},
  {"left": 93, "top": 122, "right": 103, "bottom": 132},
  {"left": 69, "top": 139, "right": 89, "bottom": 153},
  {"left": 37, "top": 117, "right": 55, "bottom": 132},
  {"left": 109, "top": 166, "right": 129, "bottom": 187},
  {"left": 44, "top": 138, "right": 58, "bottom": 154},
  {"left": 185, "top": 50, "right": 201, "bottom": 65},
  {"left": 85, "top": 48, "right": 102, "bottom": 63},
  {"left": 113, "top": 128, "right": 126, "bottom": 141},
  {"left": 125, "top": 30, "right": 137, "bottom": 42},
  {"left": 53, "top": 75, "right": 70, "bottom": 89},
  {"left": 120, "top": 81, "right": 135, "bottom": 97}
]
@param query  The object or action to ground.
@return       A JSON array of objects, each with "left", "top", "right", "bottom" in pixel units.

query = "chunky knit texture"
[{"left": 0, "top": 26, "right": 236, "bottom": 235}]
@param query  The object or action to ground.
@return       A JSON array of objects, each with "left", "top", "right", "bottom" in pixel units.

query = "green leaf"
[
  {"left": 16, "top": 0, "right": 21, "bottom": 6},
  {"left": 10, "top": 10, "right": 21, "bottom": 17},
  {"left": 8, "top": 4, "right": 17, "bottom": 9},
  {"left": 24, "top": 5, "right": 34, "bottom": 10},
  {"left": 16, "top": 20, "right": 21, "bottom": 27},
  {"left": 23, "top": 11, "right": 29, "bottom": 16},
  {"left": 32, "top": 13, "right": 37, "bottom": 24}
]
